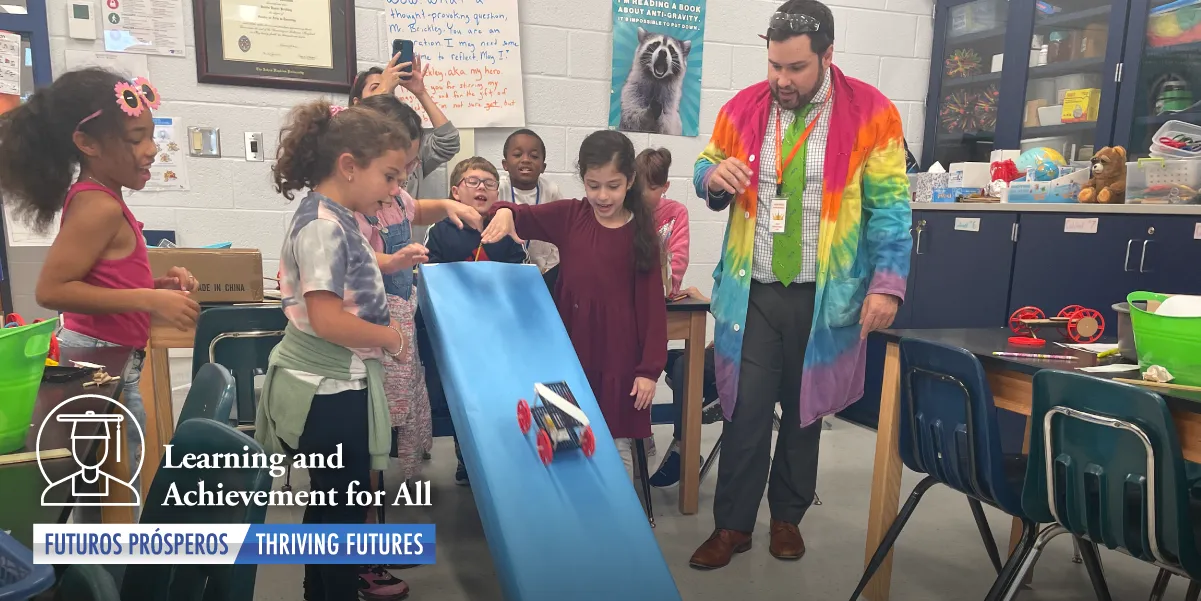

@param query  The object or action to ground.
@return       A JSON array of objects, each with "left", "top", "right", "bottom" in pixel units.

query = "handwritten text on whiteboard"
[{"left": 386, "top": 0, "right": 526, "bottom": 128}]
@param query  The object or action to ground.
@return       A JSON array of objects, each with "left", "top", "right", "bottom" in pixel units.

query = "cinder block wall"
[{"left": 9, "top": 0, "right": 931, "bottom": 317}]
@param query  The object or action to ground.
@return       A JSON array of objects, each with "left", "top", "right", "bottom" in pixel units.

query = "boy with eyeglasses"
[{"left": 420, "top": 157, "right": 526, "bottom": 485}]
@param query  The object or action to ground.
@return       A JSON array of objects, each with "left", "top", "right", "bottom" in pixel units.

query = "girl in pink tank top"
[{"left": 0, "top": 68, "right": 202, "bottom": 518}]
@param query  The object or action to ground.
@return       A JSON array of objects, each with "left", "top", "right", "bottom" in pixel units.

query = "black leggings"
[{"left": 283, "top": 388, "right": 371, "bottom": 601}]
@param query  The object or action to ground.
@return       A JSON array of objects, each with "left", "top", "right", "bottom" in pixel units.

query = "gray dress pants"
[{"left": 713, "top": 281, "right": 822, "bottom": 533}]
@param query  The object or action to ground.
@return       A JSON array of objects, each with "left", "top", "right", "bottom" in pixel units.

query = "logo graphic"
[
  {"left": 106, "top": 0, "right": 119, "bottom": 9},
  {"left": 107, "top": 13, "right": 121, "bottom": 25},
  {"left": 238, "top": 35, "right": 251, "bottom": 53},
  {"left": 37, "top": 394, "right": 144, "bottom": 508}
]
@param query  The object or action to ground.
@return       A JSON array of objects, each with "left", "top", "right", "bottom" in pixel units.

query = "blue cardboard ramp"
[{"left": 417, "top": 262, "right": 681, "bottom": 601}]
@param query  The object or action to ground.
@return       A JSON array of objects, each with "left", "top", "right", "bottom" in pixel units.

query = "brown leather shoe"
[
  {"left": 769, "top": 520, "right": 805, "bottom": 560},
  {"left": 689, "top": 529, "right": 752, "bottom": 569}
]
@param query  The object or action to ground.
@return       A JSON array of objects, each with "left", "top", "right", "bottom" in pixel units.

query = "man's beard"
[{"left": 772, "top": 65, "right": 825, "bottom": 109}]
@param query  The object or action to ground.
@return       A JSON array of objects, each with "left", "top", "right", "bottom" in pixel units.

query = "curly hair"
[
  {"left": 0, "top": 67, "right": 130, "bottom": 233},
  {"left": 272, "top": 101, "right": 412, "bottom": 200},
  {"left": 578, "top": 130, "right": 657, "bottom": 273}
]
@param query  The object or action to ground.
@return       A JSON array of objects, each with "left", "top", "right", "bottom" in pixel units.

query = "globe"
[{"left": 1015, "top": 147, "right": 1067, "bottom": 181}]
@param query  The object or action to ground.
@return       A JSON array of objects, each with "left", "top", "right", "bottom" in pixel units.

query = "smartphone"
[{"left": 392, "top": 39, "right": 414, "bottom": 75}]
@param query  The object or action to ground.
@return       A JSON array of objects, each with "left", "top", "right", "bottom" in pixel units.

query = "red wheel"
[
  {"left": 1009, "top": 306, "right": 1045, "bottom": 334},
  {"left": 580, "top": 426, "right": 596, "bottom": 458},
  {"left": 1066, "top": 308, "right": 1105, "bottom": 344},
  {"left": 1056, "top": 305, "right": 1083, "bottom": 337},
  {"left": 517, "top": 399, "right": 532, "bottom": 434},
  {"left": 536, "top": 430, "right": 554, "bottom": 465}
]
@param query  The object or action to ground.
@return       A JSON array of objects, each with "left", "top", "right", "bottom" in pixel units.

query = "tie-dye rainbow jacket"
[{"left": 693, "top": 66, "right": 912, "bottom": 427}]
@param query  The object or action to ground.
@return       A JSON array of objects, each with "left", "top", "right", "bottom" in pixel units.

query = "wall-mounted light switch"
[
  {"left": 244, "top": 132, "right": 264, "bottom": 161},
  {"left": 188, "top": 126, "right": 221, "bottom": 158}
]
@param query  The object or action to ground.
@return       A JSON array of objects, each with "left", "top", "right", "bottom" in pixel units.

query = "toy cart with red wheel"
[
  {"left": 1008, "top": 304, "right": 1106, "bottom": 347},
  {"left": 516, "top": 381, "right": 596, "bottom": 465}
]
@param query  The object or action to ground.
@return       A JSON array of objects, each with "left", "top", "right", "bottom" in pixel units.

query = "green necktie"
[{"left": 772, "top": 104, "right": 814, "bottom": 285}]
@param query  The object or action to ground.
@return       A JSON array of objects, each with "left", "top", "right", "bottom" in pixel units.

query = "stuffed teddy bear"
[{"left": 1078, "top": 146, "right": 1127, "bottom": 204}]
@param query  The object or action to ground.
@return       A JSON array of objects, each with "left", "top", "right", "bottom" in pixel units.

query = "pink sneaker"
[{"left": 357, "top": 566, "right": 409, "bottom": 600}]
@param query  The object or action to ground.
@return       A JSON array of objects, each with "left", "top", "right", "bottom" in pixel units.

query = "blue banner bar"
[{"left": 236, "top": 524, "right": 435, "bottom": 564}]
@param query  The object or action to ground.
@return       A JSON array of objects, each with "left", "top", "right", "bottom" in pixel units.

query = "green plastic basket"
[
  {"left": 1127, "top": 292, "right": 1201, "bottom": 387},
  {"left": 0, "top": 318, "right": 58, "bottom": 454}
]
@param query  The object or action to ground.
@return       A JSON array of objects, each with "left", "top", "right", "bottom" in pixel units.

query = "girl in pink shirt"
[
  {"left": 0, "top": 68, "right": 198, "bottom": 520},
  {"left": 637, "top": 148, "right": 690, "bottom": 299}
]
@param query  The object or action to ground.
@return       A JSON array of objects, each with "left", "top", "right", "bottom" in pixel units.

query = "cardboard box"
[
  {"left": 948, "top": 162, "right": 992, "bottom": 188},
  {"left": 148, "top": 248, "right": 264, "bottom": 303},
  {"left": 1061, "top": 88, "right": 1101, "bottom": 123}
]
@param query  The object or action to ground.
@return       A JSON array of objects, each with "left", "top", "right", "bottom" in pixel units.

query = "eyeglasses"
[
  {"left": 768, "top": 12, "right": 822, "bottom": 34},
  {"left": 458, "top": 176, "right": 499, "bottom": 191}
]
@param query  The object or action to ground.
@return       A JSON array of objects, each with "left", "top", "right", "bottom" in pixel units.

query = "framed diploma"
[{"left": 193, "top": 0, "right": 356, "bottom": 92}]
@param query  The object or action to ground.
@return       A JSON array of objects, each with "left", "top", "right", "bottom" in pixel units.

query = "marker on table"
[{"left": 993, "top": 351, "right": 1078, "bottom": 361}]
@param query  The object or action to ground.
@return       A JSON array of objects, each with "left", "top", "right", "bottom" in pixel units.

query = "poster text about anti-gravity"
[
  {"left": 385, "top": 0, "right": 526, "bottom": 129},
  {"left": 610, "top": 0, "right": 707, "bottom": 138}
]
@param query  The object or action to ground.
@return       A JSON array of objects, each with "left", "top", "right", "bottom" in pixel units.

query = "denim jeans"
[{"left": 57, "top": 328, "right": 146, "bottom": 522}]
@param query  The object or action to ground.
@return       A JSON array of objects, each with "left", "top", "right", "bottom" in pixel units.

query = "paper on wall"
[
  {"left": 0, "top": 31, "right": 22, "bottom": 96},
  {"left": 3, "top": 204, "right": 59, "bottom": 247},
  {"left": 385, "top": 0, "right": 526, "bottom": 128},
  {"left": 102, "top": 0, "right": 186, "bottom": 57},
  {"left": 64, "top": 49, "right": 150, "bottom": 80},
  {"left": 141, "top": 117, "right": 190, "bottom": 192}
]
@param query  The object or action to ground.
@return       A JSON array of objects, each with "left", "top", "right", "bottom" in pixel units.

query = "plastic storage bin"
[
  {"left": 1149, "top": 120, "right": 1201, "bottom": 159},
  {"left": 1125, "top": 157, "right": 1201, "bottom": 203},
  {"left": 0, "top": 317, "right": 57, "bottom": 454},
  {"left": 1127, "top": 292, "right": 1201, "bottom": 387},
  {"left": 0, "top": 530, "right": 55, "bottom": 601}
]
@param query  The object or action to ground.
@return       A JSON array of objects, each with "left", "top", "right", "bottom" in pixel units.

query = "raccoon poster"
[{"left": 610, "top": 0, "right": 706, "bottom": 138}]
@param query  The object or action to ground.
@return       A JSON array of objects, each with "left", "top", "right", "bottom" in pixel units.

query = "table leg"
[
  {"left": 678, "top": 312, "right": 706, "bottom": 515},
  {"left": 863, "top": 341, "right": 904, "bottom": 601},
  {"left": 1009, "top": 415, "right": 1036, "bottom": 586},
  {"left": 139, "top": 347, "right": 173, "bottom": 498}
]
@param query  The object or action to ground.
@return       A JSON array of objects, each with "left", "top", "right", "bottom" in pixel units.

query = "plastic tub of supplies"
[
  {"left": 1127, "top": 292, "right": 1201, "bottom": 387},
  {"left": 0, "top": 317, "right": 57, "bottom": 454},
  {"left": 0, "top": 530, "right": 55, "bottom": 600}
]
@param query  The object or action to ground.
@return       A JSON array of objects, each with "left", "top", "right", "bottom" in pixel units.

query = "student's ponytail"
[
  {"left": 272, "top": 100, "right": 411, "bottom": 200},
  {"left": 0, "top": 67, "right": 127, "bottom": 232},
  {"left": 577, "top": 130, "right": 657, "bottom": 273}
]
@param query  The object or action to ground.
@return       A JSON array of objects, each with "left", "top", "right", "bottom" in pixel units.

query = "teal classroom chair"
[
  {"left": 190, "top": 306, "right": 286, "bottom": 427},
  {"left": 176, "top": 363, "right": 237, "bottom": 426},
  {"left": 53, "top": 565, "right": 121, "bottom": 601},
  {"left": 119, "top": 418, "right": 274, "bottom": 601},
  {"left": 997, "top": 370, "right": 1201, "bottom": 601},
  {"left": 849, "top": 339, "right": 1052, "bottom": 601}
]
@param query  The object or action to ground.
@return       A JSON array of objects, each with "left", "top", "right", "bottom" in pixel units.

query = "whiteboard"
[{"left": 385, "top": 0, "right": 526, "bottom": 128}]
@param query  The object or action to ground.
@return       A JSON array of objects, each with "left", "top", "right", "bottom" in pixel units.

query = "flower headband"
[{"left": 76, "top": 77, "right": 162, "bottom": 132}]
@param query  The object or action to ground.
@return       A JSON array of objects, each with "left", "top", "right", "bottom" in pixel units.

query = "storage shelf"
[
  {"left": 1022, "top": 121, "right": 1097, "bottom": 137},
  {"left": 1033, "top": 5, "right": 1112, "bottom": 28},
  {"left": 942, "top": 71, "right": 1003, "bottom": 89},
  {"left": 1134, "top": 111, "right": 1201, "bottom": 127},
  {"left": 1027, "top": 56, "right": 1107, "bottom": 79},
  {"left": 1146, "top": 41, "right": 1201, "bottom": 56},
  {"left": 947, "top": 27, "right": 1007, "bottom": 44}
]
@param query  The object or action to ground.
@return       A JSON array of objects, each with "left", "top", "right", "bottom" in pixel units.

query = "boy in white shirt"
[{"left": 496, "top": 129, "right": 564, "bottom": 288}]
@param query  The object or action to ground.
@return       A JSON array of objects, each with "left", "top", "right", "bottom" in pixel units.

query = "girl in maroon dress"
[{"left": 482, "top": 130, "right": 668, "bottom": 480}]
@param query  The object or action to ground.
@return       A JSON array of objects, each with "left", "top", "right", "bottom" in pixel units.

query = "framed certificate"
[{"left": 193, "top": 0, "right": 356, "bottom": 92}]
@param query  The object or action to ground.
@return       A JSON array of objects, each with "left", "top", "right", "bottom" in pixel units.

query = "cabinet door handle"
[
  {"left": 1124, "top": 239, "right": 1135, "bottom": 272},
  {"left": 1140, "top": 240, "right": 1153, "bottom": 273},
  {"left": 915, "top": 226, "right": 924, "bottom": 255}
]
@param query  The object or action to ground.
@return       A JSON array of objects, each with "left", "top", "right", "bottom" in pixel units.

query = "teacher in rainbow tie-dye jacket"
[{"left": 688, "top": 0, "right": 912, "bottom": 570}]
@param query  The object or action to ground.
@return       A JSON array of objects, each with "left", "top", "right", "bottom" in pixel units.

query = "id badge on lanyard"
[{"left": 772, "top": 106, "right": 819, "bottom": 235}]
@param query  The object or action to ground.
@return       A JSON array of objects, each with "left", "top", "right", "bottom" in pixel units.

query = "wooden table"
[
  {"left": 0, "top": 346, "right": 133, "bottom": 548},
  {"left": 666, "top": 297, "right": 710, "bottom": 515},
  {"left": 137, "top": 320, "right": 195, "bottom": 492},
  {"left": 861, "top": 328, "right": 1201, "bottom": 601}
]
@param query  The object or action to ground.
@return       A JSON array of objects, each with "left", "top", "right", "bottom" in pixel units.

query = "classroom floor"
[{"left": 162, "top": 356, "right": 1193, "bottom": 601}]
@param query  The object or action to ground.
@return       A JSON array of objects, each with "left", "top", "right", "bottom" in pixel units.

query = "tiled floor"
[{"left": 162, "top": 355, "right": 1191, "bottom": 601}]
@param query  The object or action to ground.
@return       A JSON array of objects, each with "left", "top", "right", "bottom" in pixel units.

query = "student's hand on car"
[
  {"left": 444, "top": 200, "right": 483, "bottom": 230},
  {"left": 480, "top": 208, "right": 515, "bottom": 244},
  {"left": 145, "top": 288, "right": 200, "bottom": 331},
  {"left": 631, "top": 376, "right": 656, "bottom": 410}
]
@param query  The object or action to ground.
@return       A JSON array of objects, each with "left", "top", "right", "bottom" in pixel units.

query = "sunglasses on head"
[
  {"left": 767, "top": 12, "right": 822, "bottom": 35},
  {"left": 76, "top": 77, "right": 162, "bottom": 132}
]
